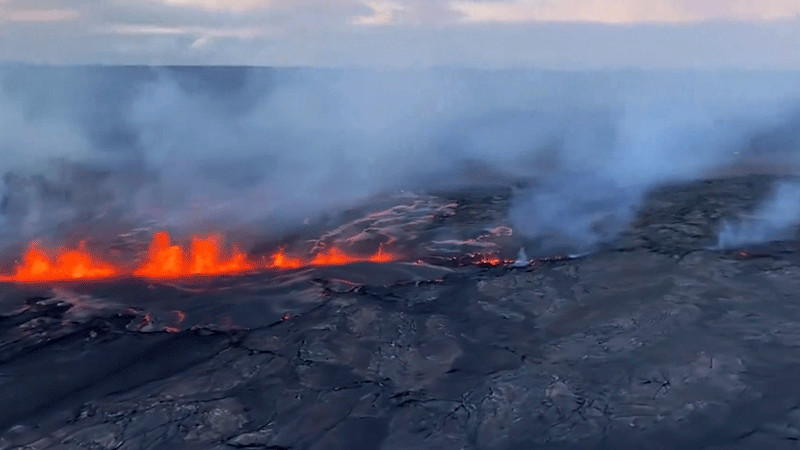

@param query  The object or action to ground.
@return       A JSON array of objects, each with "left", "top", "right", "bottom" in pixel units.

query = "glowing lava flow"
[
  {"left": 309, "top": 246, "right": 393, "bottom": 266},
  {"left": 0, "top": 232, "right": 398, "bottom": 283},
  {"left": 474, "top": 254, "right": 508, "bottom": 266},
  {"left": 268, "top": 246, "right": 393, "bottom": 269},
  {"left": 267, "top": 250, "right": 304, "bottom": 269},
  {"left": 0, "top": 242, "right": 118, "bottom": 282},
  {"left": 134, "top": 232, "right": 254, "bottom": 279}
]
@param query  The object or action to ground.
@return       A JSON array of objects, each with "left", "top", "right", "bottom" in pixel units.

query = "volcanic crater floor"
[{"left": 3, "top": 174, "right": 800, "bottom": 449}]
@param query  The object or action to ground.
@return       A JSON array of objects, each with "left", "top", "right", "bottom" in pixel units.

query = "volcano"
[
  {"left": 2, "top": 174, "right": 800, "bottom": 448},
  {"left": 3, "top": 64, "right": 800, "bottom": 449}
]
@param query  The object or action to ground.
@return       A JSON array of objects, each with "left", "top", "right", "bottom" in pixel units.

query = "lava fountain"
[
  {"left": 134, "top": 232, "right": 254, "bottom": 279},
  {"left": 0, "top": 231, "right": 399, "bottom": 283},
  {"left": 0, "top": 242, "right": 118, "bottom": 282}
]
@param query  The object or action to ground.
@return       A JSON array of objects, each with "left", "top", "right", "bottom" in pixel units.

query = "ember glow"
[{"left": 0, "top": 232, "right": 399, "bottom": 283}]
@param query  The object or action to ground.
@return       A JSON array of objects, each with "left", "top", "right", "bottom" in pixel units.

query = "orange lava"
[
  {"left": 310, "top": 245, "right": 394, "bottom": 266},
  {"left": 134, "top": 232, "right": 254, "bottom": 279},
  {"left": 476, "top": 254, "right": 507, "bottom": 266},
  {"left": 133, "top": 232, "right": 183, "bottom": 278},
  {"left": 269, "top": 246, "right": 395, "bottom": 269},
  {"left": 267, "top": 250, "right": 304, "bottom": 269},
  {"left": 1, "top": 232, "right": 398, "bottom": 283},
  {"left": 0, "top": 242, "right": 118, "bottom": 282},
  {"left": 367, "top": 247, "right": 394, "bottom": 263}
]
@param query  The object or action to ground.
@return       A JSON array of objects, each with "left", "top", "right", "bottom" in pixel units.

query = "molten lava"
[
  {"left": 0, "top": 231, "right": 399, "bottom": 283},
  {"left": 309, "top": 246, "right": 393, "bottom": 266},
  {"left": 133, "top": 232, "right": 183, "bottom": 278},
  {"left": 267, "top": 250, "right": 304, "bottom": 269},
  {"left": 134, "top": 232, "right": 254, "bottom": 279},
  {"left": 475, "top": 254, "right": 507, "bottom": 266},
  {"left": 0, "top": 242, "right": 118, "bottom": 282},
  {"left": 267, "top": 246, "right": 394, "bottom": 269}
]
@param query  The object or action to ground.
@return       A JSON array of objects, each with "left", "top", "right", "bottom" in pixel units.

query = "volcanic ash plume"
[{"left": 716, "top": 181, "right": 800, "bottom": 248}]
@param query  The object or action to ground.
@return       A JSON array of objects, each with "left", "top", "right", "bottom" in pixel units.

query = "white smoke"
[
  {"left": 716, "top": 180, "right": 800, "bottom": 249},
  {"left": 1, "top": 66, "right": 800, "bottom": 253}
]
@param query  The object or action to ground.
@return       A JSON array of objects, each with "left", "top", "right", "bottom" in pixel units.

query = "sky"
[{"left": 0, "top": 0, "right": 799, "bottom": 68}]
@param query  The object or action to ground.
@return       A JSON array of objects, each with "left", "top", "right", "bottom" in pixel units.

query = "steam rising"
[
  {"left": 1, "top": 66, "right": 799, "bottom": 253},
  {"left": 716, "top": 181, "right": 800, "bottom": 248}
]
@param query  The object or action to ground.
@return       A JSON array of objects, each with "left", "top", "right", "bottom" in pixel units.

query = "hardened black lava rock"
[{"left": 3, "top": 175, "right": 800, "bottom": 449}]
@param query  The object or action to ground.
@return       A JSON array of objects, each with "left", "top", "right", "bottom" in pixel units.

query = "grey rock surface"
[{"left": 2, "top": 175, "right": 800, "bottom": 448}]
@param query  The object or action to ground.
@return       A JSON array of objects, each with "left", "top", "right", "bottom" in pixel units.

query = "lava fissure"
[
  {"left": 0, "top": 242, "right": 119, "bottom": 283},
  {"left": 1, "top": 232, "right": 398, "bottom": 283},
  {"left": 134, "top": 232, "right": 255, "bottom": 279}
]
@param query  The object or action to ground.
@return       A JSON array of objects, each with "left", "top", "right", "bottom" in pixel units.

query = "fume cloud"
[
  {"left": 716, "top": 180, "right": 800, "bottom": 248},
  {"left": 1, "top": 66, "right": 799, "bottom": 253}
]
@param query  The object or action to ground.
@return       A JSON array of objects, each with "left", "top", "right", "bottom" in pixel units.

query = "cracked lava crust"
[{"left": 3, "top": 174, "right": 800, "bottom": 449}]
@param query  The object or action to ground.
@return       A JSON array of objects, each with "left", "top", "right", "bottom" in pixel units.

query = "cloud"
[
  {"left": 450, "top": 0, "right": 800, "bottom": 25},
  {"left": 684, "top": 0, "right": 800, "bottom": 21},
  {"left": 353, "top": 1, "right": 458, "bottom": 26},
  {"left": 353, "top": 1, "right": 404, "bottom": 26},
  {"left": 2, "top": 8, "right": 78, "bottom": 23},
  {"left": 102, "top": 24, "right": 270, "bottom": 39},
  {"left": 159, "top": 0, "right": 272, "bottom": 12},
  {"left": 0, "top": 0, "right": 797, "bottom": 67},
  {"left": 451, "top": 0, "right": 693, "bottom": 24}
]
